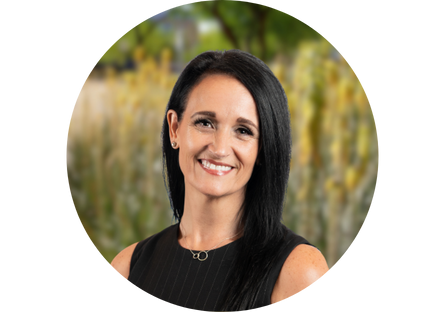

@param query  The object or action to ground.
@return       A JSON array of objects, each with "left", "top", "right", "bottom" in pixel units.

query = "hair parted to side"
[{"left": 161, "top": 50, "right": 292, "bottom": 310}]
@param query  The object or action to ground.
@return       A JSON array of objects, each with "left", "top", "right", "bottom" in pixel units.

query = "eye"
[
  {"left": 237, "top": 127, "right": 253, "bottom": 136},
  {"left": 194, "top": 118, "right": 213, "bottom": 128}
]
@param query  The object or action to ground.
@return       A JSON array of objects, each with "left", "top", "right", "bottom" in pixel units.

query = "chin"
[
  {"left": 192, "top": 181, "right": 230, "bottom": 197},
  {"left": 199, "top": 187, "right": 230, "bottom": 198}
]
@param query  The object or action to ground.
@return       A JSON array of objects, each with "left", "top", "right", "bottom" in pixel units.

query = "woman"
[{"left": 111, "top": 50, "right": 328, "bottom": 311}]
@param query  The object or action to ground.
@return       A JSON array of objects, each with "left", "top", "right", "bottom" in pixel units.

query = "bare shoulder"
[
  {"left": 110, "top": 242, "right": 138, "bottom": 279},
  {"left": 271, "top": 244, "right": 329, "bottom": 303}
]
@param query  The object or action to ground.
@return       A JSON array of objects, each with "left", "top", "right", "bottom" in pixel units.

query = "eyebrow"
[{"left": 191, "top": 111, "right": 259, "bottom": 131}]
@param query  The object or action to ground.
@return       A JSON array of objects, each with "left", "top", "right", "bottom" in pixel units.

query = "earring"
[{"left": 172, "top": 142, "right": 177, "bottom": 148}]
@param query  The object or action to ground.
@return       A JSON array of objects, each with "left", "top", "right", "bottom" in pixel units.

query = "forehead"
[{"left": 185, "top": 74, "right": 258, "bottom": 122}]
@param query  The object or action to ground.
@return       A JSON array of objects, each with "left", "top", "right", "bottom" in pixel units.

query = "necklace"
[{"left": 181, "top": 224, "right": 242, "bottom": 261}]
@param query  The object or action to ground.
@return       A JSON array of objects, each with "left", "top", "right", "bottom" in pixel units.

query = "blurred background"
[{"left": 68, "top": 1, "right": 378, "bottom": 268}]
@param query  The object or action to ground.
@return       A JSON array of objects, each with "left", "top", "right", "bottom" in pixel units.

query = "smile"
[{"left": 199, "top": 159, "right": 234, "bottom": 176}]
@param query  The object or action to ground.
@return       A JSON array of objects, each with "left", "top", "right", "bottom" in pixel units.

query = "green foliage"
[
  {"left": 100, "top": 20, "right": 174, "bottom": 66},
  {"left": 99, "top": 1, "right": 323, "bottom": 66},
  {"left": 193, "top": 31, "right": 235, "bottom": 55}
]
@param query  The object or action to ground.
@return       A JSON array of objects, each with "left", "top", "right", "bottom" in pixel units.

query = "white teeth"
[{"left": 201, "top": 160, "right": 232, "bottom": 171}]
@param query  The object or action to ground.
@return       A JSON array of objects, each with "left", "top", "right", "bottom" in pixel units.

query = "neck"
[{"left": 178, "top": 186, "right": 245, "bottom": 251}]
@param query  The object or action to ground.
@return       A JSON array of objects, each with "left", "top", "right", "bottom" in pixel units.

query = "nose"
[{"left": 208, "top": 129, "right": 231, "bottom": 158}]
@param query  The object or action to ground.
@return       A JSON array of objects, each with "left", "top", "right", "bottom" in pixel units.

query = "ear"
[{"left": 167, "top": 109, "right": 180, "bottom": 146}]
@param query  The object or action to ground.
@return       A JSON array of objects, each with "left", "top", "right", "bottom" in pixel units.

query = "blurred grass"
[{"left": 67, "top": 3, "right": 377, "bottom": 267}]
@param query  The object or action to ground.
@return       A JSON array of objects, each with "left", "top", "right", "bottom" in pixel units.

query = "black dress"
[{"left": 128, "top": 223, "right": 311, "bottom": 311}]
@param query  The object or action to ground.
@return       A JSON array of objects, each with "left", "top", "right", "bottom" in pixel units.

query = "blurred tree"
[
  {"left": 188, "top": 1, "right": 322, "bottom": 61},
  {"left": 97, "top": 1, "right": 323, "bottom": 69},
  {"left": 99, "top": 17, "right": 175, "bottom": 70},
  {"left": 132, "top": 18, "right": 155, "bottom": 46}
]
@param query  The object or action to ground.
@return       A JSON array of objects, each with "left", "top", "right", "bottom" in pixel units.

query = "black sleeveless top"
[{"left": 128, "top": 223, "right": 311, "bottom": 311}]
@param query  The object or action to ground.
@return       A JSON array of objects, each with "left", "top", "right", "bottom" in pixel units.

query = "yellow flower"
[
  {"left": 338, "top": 78, "right": 353, "bottom": 113},
  {"left": 345, "top": 166, "right": 359, "bottom": 191},
  {"left": 160, "top": 47, "right": 172, "bottom": 73},
  {"left": 271, "top": 62, "right": 285, "bottom": 83},
  {"left": 330, "top": 139, "right": 341, "bottom": 156},
  {"left": 298, "top": 132, "right": 313, "bottom": 165},
  {"left": 357, "top": 124, "right": 370, "bottom": 159},
  {"left": 297, "top": 184, "right": 309, "bottom": 200},
  {"left": 124, "top": 110, "right": 133, "bottom": 127},
  {"left": 302, "top": 99, "right": 315, "bottom": 121},
  {"left": 324, "top": 59, "right": 338, "bottom": 85},
  {"left": 133, "top": 45, "right": 145, "bottom": 63},
  {"left": 324, "top": 177, "right": 336, "bottom": 191}
]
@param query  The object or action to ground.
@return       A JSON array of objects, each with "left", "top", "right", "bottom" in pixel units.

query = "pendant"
[{"left": 192, "top": 250, "right": 208, "bottom": 261}]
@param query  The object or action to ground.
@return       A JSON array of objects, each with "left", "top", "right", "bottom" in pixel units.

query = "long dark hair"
[{"left": 161, "top": 50, "right": 292, "bottom": 310}]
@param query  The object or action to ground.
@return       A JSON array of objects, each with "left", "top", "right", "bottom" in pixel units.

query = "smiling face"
[{"left": 167, "top": 74, "right": 260, "bottom": 199}]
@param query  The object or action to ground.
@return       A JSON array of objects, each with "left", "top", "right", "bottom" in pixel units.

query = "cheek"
[
  {"left": 178, "top": 130, "right": 205, "bottom": 169},
  {"left": 185, "top": 131, "right": 206, "bottom": 149},
  {"left": 238, "top": 142, "right": 259, "bottom": 169}
]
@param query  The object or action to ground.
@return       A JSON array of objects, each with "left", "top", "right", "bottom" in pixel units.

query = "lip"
[{"left": 198, "top": 159, "right": 234, "bottom": 176}]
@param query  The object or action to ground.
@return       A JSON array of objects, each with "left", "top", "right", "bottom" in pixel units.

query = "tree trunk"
[
  {"left": 211, "top": 1, "right": 239, "bottom": 48},
  {"left": 254, "top": 6, "right": 268, "bottom": 60}
]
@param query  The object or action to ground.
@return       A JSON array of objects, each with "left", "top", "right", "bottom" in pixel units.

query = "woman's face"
[{"left": 168, "top": 74, "right": 260, "bottom": 199}]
